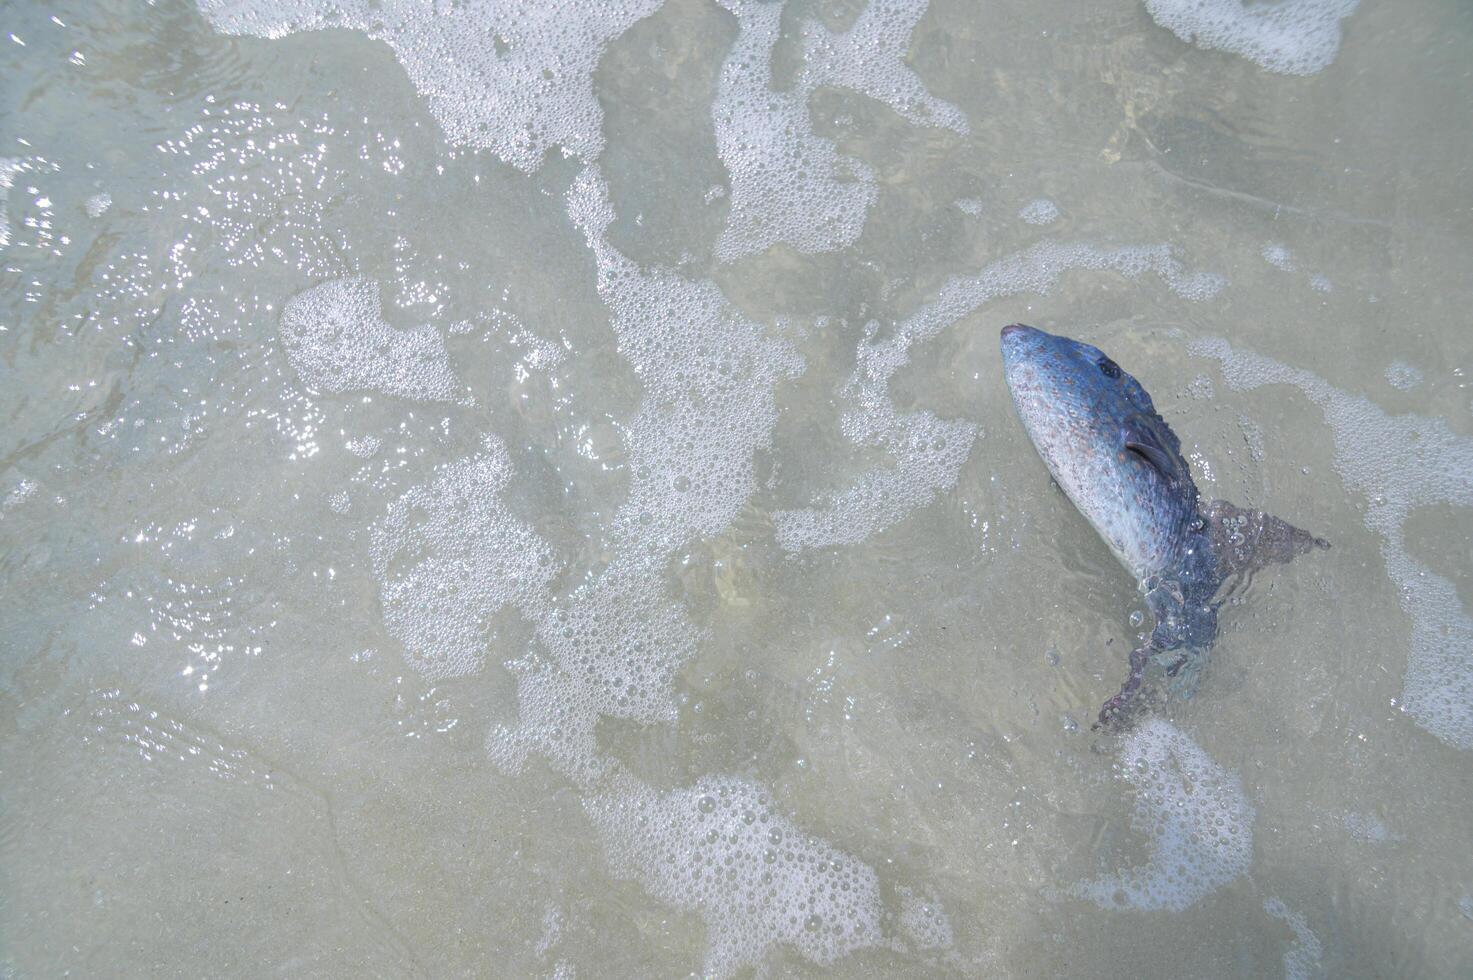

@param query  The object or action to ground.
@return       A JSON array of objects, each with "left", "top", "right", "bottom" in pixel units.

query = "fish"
[{"left": 999, "top": 323, "right": 1328, "bottom": 729}]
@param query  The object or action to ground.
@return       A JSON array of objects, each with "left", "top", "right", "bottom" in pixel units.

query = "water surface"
[{"left": 2, "top": 0, "right": 1472, "bottom": 976}]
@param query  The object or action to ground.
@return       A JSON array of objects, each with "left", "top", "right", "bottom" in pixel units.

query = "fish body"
[{"left": 1000, "top": 324, "right": 1325, "bottom": 727}]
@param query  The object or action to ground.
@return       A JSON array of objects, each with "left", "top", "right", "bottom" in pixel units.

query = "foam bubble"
[
  {"left": 476, "top": 168, "right": 932, "bottom": 971},
  {"left": 1019, "top": 198, "right": 1060, "bottom": 225},
  {"left": 1342, "top": 810, "right": 1394, "bottom": 842},
  {"left": 1264, "top": 898, "right": 1323, "bottom": 980},
  {"left": 774, "top": 241, "right": 1223, "bottom": 550},
  {"left": 2, "top": 477, "right": 39, "bottom": 517},
  {"left": 84, "top": 192, "right": 112, "bottom": 218},
  {"left": 1074, "top": 719, "right": 1255, "bottom": 912},
  {"left": 369, "top": 436, "right": 558, "bottom": 680},
  {"left": 1194, "top": 338, "right": 1473, "bottom": 749},
  {"left": 1385, "top": 360, "right": 1423, "bottom": 391},
  {"left": 279, "top": 277, "right": 465, "bottom": 402},
  {"left": 292, "top": 160, "right": 945, "bottom": 974},
  {"left": 586, "top": 772, "right": 883, "bottom": 977},
  {"left": 489, "top": 166, "right": 804, "bottom": 774},
  {"left": 1262, "top": 242, "right": 1296, "bottom": 271},
  {"left": 712, "top": 0, "right": 967, "bottom": 260},
  {"left": 773, "top": 409, "right": 974, "bottom": 550},
  {"left": 1143, "top": 0, "right": 1359, "bottom": 76},
  {"left": 897, "top": 885, "right": 954, "bottom": 951},
  {"left": 197, "top": 0, "right": 663, "bottom": 171}
]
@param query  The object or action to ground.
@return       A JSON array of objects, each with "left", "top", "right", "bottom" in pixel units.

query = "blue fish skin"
[
  {"left": 1000, "top": 324, "right": 1322, "bottom": 728},
  {"left": 1001, "top": 324, "right": 1203, "bottom": 586}
]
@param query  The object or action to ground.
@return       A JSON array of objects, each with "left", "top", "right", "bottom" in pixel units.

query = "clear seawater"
[{"left": 2, "top": 0, "right": 1471, "bottom": 976}]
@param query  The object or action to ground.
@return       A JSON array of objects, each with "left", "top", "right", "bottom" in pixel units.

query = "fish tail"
[{"left": 1093, "top": 642, "right": 1155, "bottom": 732}]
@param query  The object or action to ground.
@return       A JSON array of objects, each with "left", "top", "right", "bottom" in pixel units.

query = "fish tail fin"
[
  {"left": 1093, "top": 642, "right": 1155, "bottom": 732},
  {"left": 1204, "top": 499, "right": 1329, "bottom": 581}
]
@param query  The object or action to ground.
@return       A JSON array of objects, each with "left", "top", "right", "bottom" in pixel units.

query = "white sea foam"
[
  {"left": 1, "top": 477, "right": 39, "bottom": 517},
  {"left": 1264, "top": 897, "right": 1324, "bottom": 980},
  {"left": 1385, "top": 361, "right": 1423, "bottom": 391},
  {"left": 474, "top": 167, "right": 926, "bottom": 973},
  {"left": 586, "top": 772, "right": 884, "bottom": 978},
  {"left": 84, "top": 192, "right": 112, "bottom": 218},
  {"left": 196, "top": 0, "right": 662, "bottom": 170},
  {"left": 369, "top": 436, "right": 558, "bottom": 680},
  {"left": 774, "top": 242, "right": 1223, "bottom": 550},
  {"left": 1262, "top": 241, "right": 1296, "bottom": 271},
  {"left": 897, "top": 885, "right": 954, "bottom": 950},
  {"left": 486, "top": 163, "right": 805, "bottom": 776},
  {"left": 1074, "top": 720, "right": 1255, "bottom": 912},
  {"left": 1342, "top": 810, "right": 1394, "bottom": 842},
  {"left": 279, "top": 276, "right": 465, "bottom": 402},
  {"left": 712, "top": 0, "right": 966, "bottom": 260},
  {"left": 1019, "top": 198, "right": 1059, "bottom": 225},
  {"left": 1143, "top": 0, "right": 1359, "bottom": 76},
  {"left": 1195, "top": 338, "right": 1473, "bottom": 750}
]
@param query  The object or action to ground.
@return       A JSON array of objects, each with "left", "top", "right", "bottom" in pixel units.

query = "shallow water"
[{"left": 2, "top": 0, "right": 1471, "bottom": 975}]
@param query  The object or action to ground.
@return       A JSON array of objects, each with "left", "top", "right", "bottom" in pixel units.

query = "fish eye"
[{"left": 1098, "top": 358, "right": 1121, "bottom": 379}]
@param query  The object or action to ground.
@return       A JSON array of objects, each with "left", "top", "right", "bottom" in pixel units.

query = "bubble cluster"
[
  {"left": 468, "top": 168, "right": 916, "bottom": 971},
  {"left": 1342, "top": 810, "right": 1393, "bottom": 842},
  {"left": 488, "top": 562, "right": 706, "bottom": 779},
  {"left": 1264, "top": 897, "right": 1324, "bottom": 980},
  {"left": 1385, "top": 360, "right": 1424, "bottom": 391},
  {"left": 486, "top": 163, "right": 805, "bottom": 776},
  {"left": 1019, "top": 198, "right": 1060, "bottom": 225},
  {"left": 567, "top": 162, "right": 805, "bottom": 554},
  {"left": 897, "top": 885, "right": 954, "bottom": 951},
  {"left": 2, "top": 477, "right": 39, "bottom": 517},
  {"left": 197, "top": 0, "right": 663, "bottom": 171},
  {"left": 1074, "top": 719, "right": 1255, "bottom": 912},
  {"left": 97, "top": 31, "right": 964, "bottom": 969},
  {"left": 1262, "top": 242, "right": 1296, "bottom": 271},
  {"left": 1257, "top": 241, "right": 1340, "bottom": 296},
  {"left": 84, "top": 192, "right": 112, "bottom": 218},
  {"left": 773, "top": 408, "right": 974, "bottom": 550},
  {"left": 369, "top": 436, "right": 557, "bottom": 680},
  {"left": 1143, "top": 0, "right": 1359, "bottom": 76},
  {"left": 774, "top": 240, "right": 1223, "bottom": 550},
  {"left": 280, "top": 277, "right": 465, "bottom": 402},
  {"left": 586, "top": 772, "right": 883, "bottom": 978},
  {"left": 1195, "top": 338, "right": 1473, "bottom": 749},
  {"left": 712, "top": 0, "right": 967, "bottom": 260}
]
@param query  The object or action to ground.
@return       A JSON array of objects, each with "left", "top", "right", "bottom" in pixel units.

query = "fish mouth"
[
  {"left": 1000, "top": 323, "right": 1053, "bottom": 353},
  {"left": 1000, "top": 323, "right": 1045, "bottom": 372}
]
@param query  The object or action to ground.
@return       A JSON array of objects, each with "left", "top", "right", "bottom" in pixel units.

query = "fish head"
[{"left": 1000, "top": 323, "right": 1199, "bottom": 581}]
